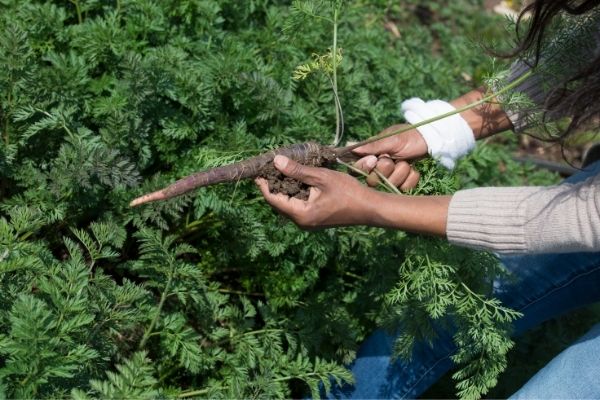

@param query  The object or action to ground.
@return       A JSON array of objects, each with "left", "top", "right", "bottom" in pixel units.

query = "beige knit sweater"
[
  {"left": 447, "top": 173, "right": 600, "bottom": 254},
  {"left": 446, "top": 10, "right": 600, "bottom": 254}
]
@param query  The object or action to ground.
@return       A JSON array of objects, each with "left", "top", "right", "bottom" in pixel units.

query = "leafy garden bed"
[{"left": 0, "top": 1, "right": 558, "bottom": 398}]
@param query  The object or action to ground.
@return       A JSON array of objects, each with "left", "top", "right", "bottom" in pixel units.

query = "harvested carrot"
[{"left": 130, "top": 142, "right": 359, "bottom": 207}]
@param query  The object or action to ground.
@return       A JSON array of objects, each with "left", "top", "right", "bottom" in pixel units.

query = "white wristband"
[{"left": 401, "top": 98, "right": 475, "bottom": 170}]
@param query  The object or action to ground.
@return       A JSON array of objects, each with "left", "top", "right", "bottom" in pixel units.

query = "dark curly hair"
[{"left": 508, "top": 0, "right": 600, "bottom": 139}]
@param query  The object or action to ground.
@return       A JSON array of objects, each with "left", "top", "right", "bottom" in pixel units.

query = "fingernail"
[
  {"left": 274, "top": 155, "right": 288, "bottom": 169},
  {"left": 366, "top": 156, "right": 377, "bottom": 169}
]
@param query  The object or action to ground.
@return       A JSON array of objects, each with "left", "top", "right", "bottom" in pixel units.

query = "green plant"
[{"left": 0, "top": 1, "right": 559, "bottom": 399}]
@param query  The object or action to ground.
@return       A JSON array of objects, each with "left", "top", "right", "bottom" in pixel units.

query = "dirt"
[
  {"left": 260, "top": 164, "right": 312, "bottom": 200},
  {"left": 257, "top": 145, "right": 338, "bottom": 201}
]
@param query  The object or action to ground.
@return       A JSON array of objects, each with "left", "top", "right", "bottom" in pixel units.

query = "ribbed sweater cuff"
[{"left": 447, "top": 186, "right": 540, "bottom": 254}]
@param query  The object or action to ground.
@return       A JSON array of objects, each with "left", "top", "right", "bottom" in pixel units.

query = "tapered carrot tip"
[{"left": 129, "top": 190, "right": 168, "bottom": 207}]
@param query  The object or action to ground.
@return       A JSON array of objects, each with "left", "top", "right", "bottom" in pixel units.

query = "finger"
[
  {"left": 353, "top": 129, "right": 428, "bottom": 160},
  {"left": 255, "top": 178, "right": 277, "bottom": 201},
  {"left": 352, "top": 135, "right": 402, "bottom": 157},
  {"left": 365, "top": 157, "right": 394, "bottom": 187},
  {"left": 375, "top": 157, "right": 395, "bottom": 177},
  {"left": 256, "top": 177, "right": 285, "bottom": 203},
  {"left": 387, "top": 162, "right": 411, "bottom": 187},
  {"left": 366, "top": 171, "right": 379, "bottom": 187},
  {"left": 274, "top": 155, "right": 321, "bottom": 186},
  {"left": 255, "top": 177, "right": 307, "bottom": 215},
  {"left": 400, "top": 169, "right": 421, "bottom": 191},
  {"left": 353, "top": 155, "right": 378, "bottom": 174}
]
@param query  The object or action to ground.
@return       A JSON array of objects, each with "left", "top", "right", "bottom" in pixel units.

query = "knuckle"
[
  {"left": 396, "top": 161, "right": 410, "bottom": 170},
  {"left": 355, "top": 158, "right": 368, "bottom": 171},
  {"left": 378, "top": 157, "right": 394, "bottom": 167},
  {"left": 377, "top": 159, "right": 395, "bottom": 176},
  {"left": 290, "top": 163, "right": 304, "bottom": 177},
  {"left": 391, "top": 134, "right": 403, "bottom": 148},
  {"left": 366, "top": 173, "right": 380, "bottom": 187},
  {"left": 311, "top": 171, "right": 326, "bottom": 186},
  {"left": 394, "top": 162, "right": 411, "bottom": 177},
  {"left": 412, "top": 170, "right": 421, "bottom": 182},
  {"left": 357, "top": 156, "right": 377, "bottom": 172},
  {"left": 401, "top": 170, "right": 420, "bottom": 190}
]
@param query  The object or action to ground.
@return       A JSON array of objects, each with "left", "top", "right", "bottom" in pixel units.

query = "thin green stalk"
[
  {"left": 350, "top": 70, "right": 534, "bottom": 149},
  {"left": 213, "top": 328, "right": 284, "bottom": 347},
  {"left": 184, "top": 219, "right": 205, "bottom": 231},
  {"left": 273, "top": 371, "right": 323, "bottom": 383},
  {"left": 330, "top": 76, "right": 345, "bottom": 147},
  {"left": 294, "top": 8, "right": 334, "bottom": 25},
  {"left": 216, "top": 288, "right": 265, "bottom": 297},
  {"left": 35, "top": 108, "right": 75, "bottom": 137},
  {"left": 241, "top": 328, "right": 283, "bottom": 337},
  {"left": 344, "top": 271, "right": 367, "bottom": 281},
  {"left": 178, "top": 387, "right": 216, "bottom": 398},
  {"left": 336, "top": 158, "right": 399, "bottom": 194},
  {"left": 69, "top": 0, "right": 83, "bottom": 24},
  {"left": 19, "top": 231, "right": 33, "bottom": 241},
  {"left": 374, "top": 169, "right": 402, "bottom": 195},
  {"left": 139, "top": 270, "right": 174, "bottom": 349},
  {"left": 335, "top": 71, "right": 532, "bottom": 192},
  {"left": 460, "top": 282, "right": 521, "bottom": 314},
  {"left": 332, "top": 7, "right": 343, "bottom": 146}
]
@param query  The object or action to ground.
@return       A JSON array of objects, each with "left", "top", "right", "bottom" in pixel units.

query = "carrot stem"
[{"left": 348, "top": 70, "right": 533, "bottom": 150}]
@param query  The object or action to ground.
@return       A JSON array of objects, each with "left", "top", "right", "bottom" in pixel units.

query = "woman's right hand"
[{"left": 351, "top": 125, "right": 428, "bottom": 191}]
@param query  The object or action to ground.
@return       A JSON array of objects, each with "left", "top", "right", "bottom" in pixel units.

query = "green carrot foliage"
[{"left": 0, "top": 0, "right": 560, "bottom": 398}]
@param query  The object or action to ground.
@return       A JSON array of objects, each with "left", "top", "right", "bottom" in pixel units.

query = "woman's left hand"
[{"left": 255, "top": 155, "right": 379, "bottom": 229}]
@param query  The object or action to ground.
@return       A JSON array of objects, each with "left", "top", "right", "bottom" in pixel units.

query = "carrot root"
[
  {"left": 130, "top": 142, "right": 349, "bottom": 207},
  {"left": 130, "top": 190, "right": 168, "bottom": 207}
]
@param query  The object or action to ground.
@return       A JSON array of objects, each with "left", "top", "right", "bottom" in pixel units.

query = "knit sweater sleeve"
[{"left": 446, "top": 173, "right": 600, "bottom": 254}]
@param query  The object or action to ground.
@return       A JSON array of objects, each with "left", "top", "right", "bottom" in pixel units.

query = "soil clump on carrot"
[
  {"left": 259, "top": 164, "right": 312, "bottom": 200},
  {"left": 258, "top": 144, "right": 339, "bottom": 200}
]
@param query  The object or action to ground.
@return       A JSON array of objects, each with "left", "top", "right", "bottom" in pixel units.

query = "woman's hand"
[
  {"left": 255, "top": 154, "right": 451, "bottom": 235},
  {"left": 352, "top": 127, "right": 427, "bottom": 190},
  {"left": 255, "top": 155, "right": 378, "bottom": 229}
]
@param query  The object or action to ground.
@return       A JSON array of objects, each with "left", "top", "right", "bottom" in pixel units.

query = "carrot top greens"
[{"left": 0, "top": 1, "right": 559, "bottom": 399}]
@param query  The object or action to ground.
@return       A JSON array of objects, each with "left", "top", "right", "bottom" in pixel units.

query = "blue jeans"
[{"left": 331, "top": 161, "right": 600, "bottom": 399}]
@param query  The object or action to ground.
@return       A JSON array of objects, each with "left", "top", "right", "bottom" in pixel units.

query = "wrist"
[
  {"left": 362, "top": 191, "right": 451, "bottom": 236},
  {"left": 362, "top": 191, "right": 402, "bottom": 228},
  {"left": 356, "top": 188, "right": 386, "bottom": 226},
  {"left": 404, "top": 129, "right": 429, "bottom": 158},
  {"left": 451, "top": 88, "right": 513, "bottom": 139}
]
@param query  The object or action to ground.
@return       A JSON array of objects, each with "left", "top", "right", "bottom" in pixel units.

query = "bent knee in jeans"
[{"left": 510, "top": 322, "right": 600, "bottom": 399}]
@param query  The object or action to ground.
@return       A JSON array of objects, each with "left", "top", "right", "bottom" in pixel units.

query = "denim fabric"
[
  {"left": 510, "top": 322, "right": 600, "bottom": 399},
  {"left": 330, "top": 161, "right": 600, "bottom": 399}
]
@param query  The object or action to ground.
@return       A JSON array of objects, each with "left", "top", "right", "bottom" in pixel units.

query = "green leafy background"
[{"left": 1, "top": 0, "right": 594, "bottom": 399}]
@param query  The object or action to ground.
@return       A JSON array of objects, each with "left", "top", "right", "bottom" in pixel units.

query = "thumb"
[
  {"left": 352, "top": 135, "right": 400, "bottom": 157},
  {"left": 352, "top": 129, "right": 428, "bottom": 160},
  {"left": 274, "top": 155, "right": 320, "bottom": 186}
]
